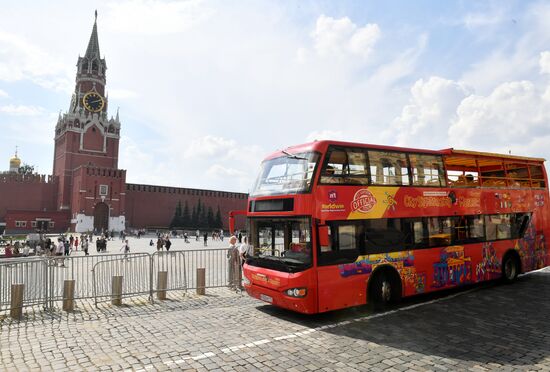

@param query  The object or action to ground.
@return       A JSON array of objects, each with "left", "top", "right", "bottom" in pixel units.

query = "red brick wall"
[
  {"left": 0, "top": 174, "right": 58, "bottom": 219},
  {"left": 82, "top": 125, "right": 103, "bottom": 151},
  {"left": 125, "top": 184, "right": 247, "bottom": 230},
  {"left": 5, "top": 210, "right": 70, "bottom": 234},
  {"left": 71, "top": 166, "right": 126, "bottom": 217}
]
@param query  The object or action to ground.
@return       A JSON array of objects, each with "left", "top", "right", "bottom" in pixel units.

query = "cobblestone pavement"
[{"left": 0, "top": 267, "right": 549, "bottom": 371}]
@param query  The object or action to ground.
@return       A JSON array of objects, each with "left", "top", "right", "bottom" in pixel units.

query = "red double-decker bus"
[{"left": 241, "top": 141, "right": 550, "bottom": 314}]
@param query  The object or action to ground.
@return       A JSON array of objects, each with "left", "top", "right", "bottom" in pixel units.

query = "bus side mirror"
[{"left": 318, "top": 225, "right": 331, "bottom": 252}]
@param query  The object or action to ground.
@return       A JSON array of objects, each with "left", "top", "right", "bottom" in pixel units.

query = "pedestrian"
[
  {"left": 227, "top": 236, "right": 241, "bottom": 289},
  {"left": 82, "top": 238, "right": 89, "bottom": 256},
  {"left": 238, "top": 231, "right": 242, "bottom": 243},
  {"left": 196, "top": 229, "right": 200, "bottom": 241},
  {"left": 64, "top": 239, "right": 70, "bottom": 256},
  {"left": 156, "top": 238, "right": 163, "bottom": 251},
  {"left": 56, "top": 239, "right": 65, "bottom": 266},
  {"left": 203, "top": 232, "right": 208, "bottom": 247},
  {"left": 74, "top": 236, "right": 79, "bottom": 251},
  {"left": 69, "top": 235, "right": 74, "bottom": 248},
  {"left": 22, "top": 243, "right": 30, "bottom": 257},
  {"left": 238, "top": 236, "right": 252, "bottom": 266},
  {"left": 4, "top": 244, "right": 12, "bottom": 258},
  {"left": 96, "top": 238, "right": 100, "bottom": 253},
  {"left": 149, "top": 239, "right": 154, "bottom": 247},
  {"left": 120, "top": 239, "right": 130, "bottom": 260},
  {"left": 165, "top": 238, "right": 172, "bottom": 251}
]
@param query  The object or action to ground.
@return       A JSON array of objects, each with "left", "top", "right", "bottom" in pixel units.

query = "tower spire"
[{"left": 85, "top": 10, "right": 101, "bottom": 59}]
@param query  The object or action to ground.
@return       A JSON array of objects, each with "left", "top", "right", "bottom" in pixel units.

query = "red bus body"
[{"left": 242, "top": 141, "right": 550, "bottom": 314}]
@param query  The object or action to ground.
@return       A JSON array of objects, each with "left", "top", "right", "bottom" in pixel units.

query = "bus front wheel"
[
  {"left": 369, "top": 269, "right": 402, "bottom": 309},
  {"left": 502, "top": 253, "right": 520, "bottom": 283}
]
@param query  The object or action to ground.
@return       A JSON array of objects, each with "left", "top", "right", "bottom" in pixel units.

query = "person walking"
[
  {"left": 64, "top": 239, "right": 71, "bottom": 256},
  {"left": 203, "top": 232, "right": 208, "bottom": 247},
  {"left": 74, "top": 236, "right": 79, "bottom": 251},
  {"left": 196, "top": 229, "right": 200, "bottom": 241},
  {"left": 156, "top": 237, "right": 163, "bottom": 251},
  {"left": 165, "top": 238, "right": 172, "bottom": 251},
  {"left": 82, "top": 238, "right": 89, "bottom": 256},
  {"left": 120, "top": 239, "right": 130, "bottom": 260},
  {"left": 56, "top": 239, "right": 65, "bottom": 266}
]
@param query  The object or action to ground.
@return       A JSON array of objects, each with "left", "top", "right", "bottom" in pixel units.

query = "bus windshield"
[
  {"left": 247, "top": 217, "right": 312, "bottom": 273},
  {"left": 250, "top": 152, "right": 319, "bottom": 197}
]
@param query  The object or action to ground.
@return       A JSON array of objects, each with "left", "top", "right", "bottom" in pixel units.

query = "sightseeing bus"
[{"left": 241, "top": 140, "right": 550, "bottom": 314}]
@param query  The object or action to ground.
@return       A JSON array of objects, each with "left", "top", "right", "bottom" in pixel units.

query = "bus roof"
[
  {"left": 442, "top": 148, "right": 546, "bottom": 163},
  {"left": 267, "top": 140, "right": 545, "bottom": 163}
]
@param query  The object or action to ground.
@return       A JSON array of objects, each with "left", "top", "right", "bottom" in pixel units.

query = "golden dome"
[{"left": 10, "top": 156, "right": 21, "bottom": 167}]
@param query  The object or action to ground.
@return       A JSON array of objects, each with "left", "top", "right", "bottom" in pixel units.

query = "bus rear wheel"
[
  {"left": 369, "top": 269, "right": 402, "bottom": 309},
  {"left": 502, "top": 254, "right": 520, "bottom": 283}
]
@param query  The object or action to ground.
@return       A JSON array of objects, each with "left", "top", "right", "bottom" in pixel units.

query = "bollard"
[
  {"left": 157, "top": 271, "right": 168, "bottom": 300},
  {"left": 196, "top": 268, "right": 206, "bottom": 295},
  {"left": 10, "top": 283, "right": 24, "bottom": 320},
  {"left": 62, "top": 279, "right": 75, "bottom": 312},
  {"left": 111, "top": 275, "right": 123, "bottom": 306}
]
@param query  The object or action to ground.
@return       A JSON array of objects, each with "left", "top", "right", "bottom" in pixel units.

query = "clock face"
[{"left": 83, "top": 92, "right": 105, "bottom": 112}]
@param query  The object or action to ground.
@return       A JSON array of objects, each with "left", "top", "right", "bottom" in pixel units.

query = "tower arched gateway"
[{"left": 93, "top": 202, "right": 109, "bottom": 232}]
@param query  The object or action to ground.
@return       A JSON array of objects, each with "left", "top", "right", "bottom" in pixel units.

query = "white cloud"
[
  {"left": 105, "top": 0, "right": 211, "bottom": 35},
  {"left": 449, "top": 80, "right": 550, "bottom": 151},
  {"left": 108, "top": 89, "right": 138, "bottom": 100},
  {"left": 540, "top": 51, "right": 550, "bottom": 74},
  {"left": 0, "top": 89, "right": 8, "bottom": 98},
  {"left": 0, "top": 31, "right": 71, "bottom": 92},
  {"left": 183, "top": 136, "right": 237, "bottom": 159},
  {"left": 0, "top": 104, "right": 45, "bottom": 116},
  {"left": 386, "top": 76, "right": 471, "bottom": 148},
  {"left": 311, "top": 15, "right": 380, "bottom": 59},
  {"left": 462, "top": 8, "right": 505, "bottom": 30},
  {"left": 305, "top": 130, "right": 345, "bottom": 143}
]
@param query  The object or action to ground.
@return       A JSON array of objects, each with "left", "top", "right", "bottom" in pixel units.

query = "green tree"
[
  {"left": 19, "top": 163, "right": 36, "bottom": 175},
  {"left": 196, "top": 199, "right": 203, "bottom": 227},
  {"left": 182, "top": 201, "right": 190, "bottom": 227},
  {"left": 207, "top": 206, "right": 214, "bottom": 228},
  {"left": 169, "top": 200, "right": 183, "bottom": 228},
  {"left": 215, "top": 206, "right": 223, "bottom": 228},
  {"left": 191, "top": 205, "right": 197, "bottom": 228}
]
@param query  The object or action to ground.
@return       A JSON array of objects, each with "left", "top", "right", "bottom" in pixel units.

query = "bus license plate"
[{"left": 260, "top": 294, "right": 273, "bottom": 303}]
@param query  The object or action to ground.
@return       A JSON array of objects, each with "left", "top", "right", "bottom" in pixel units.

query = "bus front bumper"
[{"left": 244, "top": 283, "right": 315, "bottom": 314}]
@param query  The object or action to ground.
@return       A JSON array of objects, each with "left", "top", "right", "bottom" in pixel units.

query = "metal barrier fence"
[
  {"left": 0, "top": 248, "right": 235, "bottom": 314},
  {"left": 0, "top": 257, "right": 48, "bottom": 311},
  {"left": 183, "top": 249, "right": 231, "bottom": 290}
]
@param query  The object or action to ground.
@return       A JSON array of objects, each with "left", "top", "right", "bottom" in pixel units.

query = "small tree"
[
  {"left": 191, "top": 205, "right": 197, "bottom": 228},
  {"left": 182, "top": 201, "right": 190, "bottom": 227},
  {"left": 19, "top": 163, "right": 36, "bottom": 175},
  {"left": 169, "top": 201, "right": 183, "bottom": 228},
  {"left": 215, "top": 206, "right": 223, "bottom": 228},
  {"left": 207, "top": 206, "right": 214, "bottom": 228}
]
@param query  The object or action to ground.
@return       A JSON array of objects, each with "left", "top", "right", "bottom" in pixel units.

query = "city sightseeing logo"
[
  {"left": 351, "top": 189, "right": 377, "bottom": 213},
  {"left": 328, "top": 190, "right": 338, "bottom": 202}
]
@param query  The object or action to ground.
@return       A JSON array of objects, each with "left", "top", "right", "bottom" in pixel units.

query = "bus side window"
[{"left": 318, "top": 223, "right": 360, "bottom": 265}]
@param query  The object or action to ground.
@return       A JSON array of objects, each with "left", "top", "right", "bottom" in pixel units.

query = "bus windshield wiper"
[{"left": 281, "top": 150, "right": 308, "bottom": 161}]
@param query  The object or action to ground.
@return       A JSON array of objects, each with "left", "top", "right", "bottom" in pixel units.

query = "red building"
[{"left": 0, "top": 15, "right": 247, "bottom": 235}]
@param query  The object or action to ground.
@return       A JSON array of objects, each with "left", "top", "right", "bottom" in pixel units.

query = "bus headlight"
[
  {"left": 242, "top": 276, "right": 251, "bottom": 286},
  {"left": 285, "top": 288, "right": 307, "bottom": 298}
]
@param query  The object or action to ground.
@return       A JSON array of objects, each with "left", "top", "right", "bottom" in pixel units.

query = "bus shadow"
[{"left": 258, "top": 271, "right": 550, "bottom": 366}]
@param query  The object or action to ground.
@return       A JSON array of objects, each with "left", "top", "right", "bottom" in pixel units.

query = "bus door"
[{"left": 316, "top": 224, "right": 367, "bottom": 312}]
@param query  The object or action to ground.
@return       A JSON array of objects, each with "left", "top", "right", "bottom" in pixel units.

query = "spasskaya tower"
[{"left": 53, "top": 12, "right": 126, "bottom": 233}]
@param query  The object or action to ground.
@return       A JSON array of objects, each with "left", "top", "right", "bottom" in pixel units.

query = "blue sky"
[{"left": 1, "top": 0, "right": 549, "bottom": 192}]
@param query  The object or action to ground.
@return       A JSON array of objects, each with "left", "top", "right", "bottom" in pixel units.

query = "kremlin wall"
[{"left": 0, "top": 16, "right": 247, "bottom": 235}]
